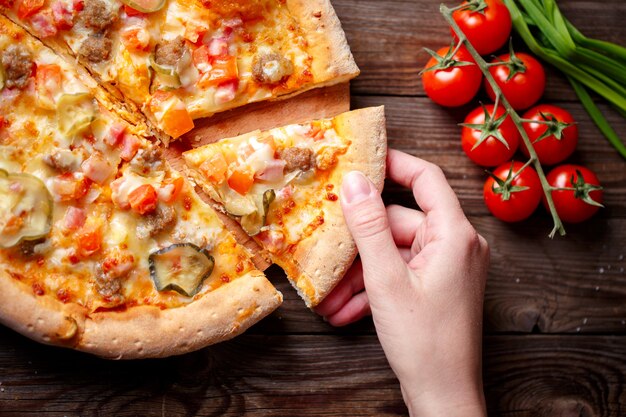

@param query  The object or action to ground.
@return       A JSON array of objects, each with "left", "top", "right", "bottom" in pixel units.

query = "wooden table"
[{"left": 1, "top": 1, "right": 625, "bottom": 415}]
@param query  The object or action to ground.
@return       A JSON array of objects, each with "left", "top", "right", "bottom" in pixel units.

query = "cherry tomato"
[
  {"left": 461, "top": 104, "right": 520, "bottom": 167},
  {"left": 520, "top": 104, "right": 578, "bottom": 165},
  {"left": 452, "top": 0, "right": 512, "bottom": 55},
  {"left": 422, "top": 45, "right": 482, "bottom": 107},
  {"left": 485, "top": 52, "right": 546, "bottom": 110},
  {"left": 484, "top": 161, "right": 542, "bottom": 222},
  {"left": 544, "top": 165, "right": 603, "bottom": 223}
]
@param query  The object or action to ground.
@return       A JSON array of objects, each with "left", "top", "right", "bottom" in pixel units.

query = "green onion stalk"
[
  {"left": 440, "top": 3, "right": 566, "bottom": 238},
  {"left": 503, "top": 0, "right": 626, "bottom": 160}
]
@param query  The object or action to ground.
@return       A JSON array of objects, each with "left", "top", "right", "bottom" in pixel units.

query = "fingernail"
[{"left": 342, "top": 171, "right": 372, "bottom": 204}]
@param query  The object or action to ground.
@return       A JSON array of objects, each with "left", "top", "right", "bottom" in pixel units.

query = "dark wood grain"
[
  {"left": 483, "top": 335, "right": 626, "bottom": 417},
  {"left": 1, "top": 332, "right": 626, "bottom": 417},
  {"left": 249, "top": 216, "right": 626, "bottom": 335},
  {"left": 336, "top": 0, "right": 626, "bottom": 100}
]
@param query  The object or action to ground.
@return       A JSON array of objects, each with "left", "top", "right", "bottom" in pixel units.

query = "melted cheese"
[{"left": 0, "top": 20, "right": 260, "bottom": 312}]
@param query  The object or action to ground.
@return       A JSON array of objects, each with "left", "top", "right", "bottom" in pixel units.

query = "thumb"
[{"left": 340, "top": 171, "right": 404, "bottom": 277}]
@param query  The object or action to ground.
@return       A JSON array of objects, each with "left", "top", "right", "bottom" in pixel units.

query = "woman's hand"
[{"left": 315, "top": 149, "right": 489, "bottom": 417}]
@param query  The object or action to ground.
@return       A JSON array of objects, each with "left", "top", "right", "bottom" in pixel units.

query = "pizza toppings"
[
  {"left": 78, "top": 33, "right": 112, "bottom": 63},
  {"left": 148, "top": 90, "right": 194, "bottom": 138},
  {"left": 136, "top": 203, "right": 176, "bottom": 239},
  {"left": 252, "top": 52, "right": 294, "bottom": 85},
  {"left": 119, "top": 0, "right": 165, "bottom": 14},
  {"left": 76, "top": 222, "right": 102, "bottom": 257},
  {"left": 151, "top": 37, "right": 195, "bottom": 91},
  {"left": 279, "top": 147, "right": 316, "bottom": 172},
  {"left": 81, "top": 0, "right": 117, "bottom": 30},
  {"left": 56, "top": 93, "right": 95, "bottom": 136},
  {"left": 50, "top": 172, "right": 90, "bottom": 201},
  {"left": 240, "top": 189, "right": 275, "bottom": 236},
  {"left": 148, "top": 243, "right": 215, "bottom": 297},
  {"left": 1, "top": 45, "right": 33, "bottom": 90},
  {"left": 154, "top": 36, "right": 187, "bottom": 67},
  {"left": 35, "top": 64, "right": 62, "bottom": 109},
  {"left": 128, "top": 184, "right": 158, "bottom": 214},
  {"left": 0, "top": 170, "right": 53, "bottom": 248},
  {"left": 43, "top": 149, "right": 83, "bottom": 172},
  {"left": 17, "top": 0, "right": 44, "bottom": 19},
  {"left": 81, "top": 152, "right": 115, "bottom": 184},
  {"left": 63, "top": 206, "right": 86, "bottom": 231}
]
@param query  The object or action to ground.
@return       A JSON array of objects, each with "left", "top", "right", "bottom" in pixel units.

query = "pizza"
[
  {"left": 0, "top": 0, "right": 359, "bottom": 139},
  {"left": 0, "top": 16, "right": 282, "bottom": 359},
  {"left": 0, "top": 0, "right": 387, "bottom": 359},
  {"left": 183, "top": 107, "right": 387, "bottom": 307}
]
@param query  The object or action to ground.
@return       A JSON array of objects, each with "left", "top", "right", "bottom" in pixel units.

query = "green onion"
[
  {"left": 569, "top": 77, "right": 626, "bottom": 160},
  {"left": 504, "top": 0, "right": 626, "bottom": 160}
]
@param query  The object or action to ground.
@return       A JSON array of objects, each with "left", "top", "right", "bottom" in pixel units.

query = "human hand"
[{"left": 315, "top": 149, "right": 489, "bottom": 417}]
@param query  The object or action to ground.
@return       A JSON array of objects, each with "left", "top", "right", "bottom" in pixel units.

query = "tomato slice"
[
  {"left": 77, "top": 225, "right": 102, "bottom": 257},
  {"left": 197, "top": 56, "right": 239, "bottom": 88},
  {"left": 17, "top": 0, "right": 44, "bottom": 19},
  {"left": 149, "top": 91, "right": 195, "bottom": 139},
  {"left": 128, "top": 184, "right": 158, "bottom": 215},
  {"left": 120, "top": 0, "right": 164, "bottom": 13},
  {"left": 228, "top": 167, "right": 254, "bottom": 195},
  {"left": 199, "top": 152, "right": 228, "bottom": 184}
]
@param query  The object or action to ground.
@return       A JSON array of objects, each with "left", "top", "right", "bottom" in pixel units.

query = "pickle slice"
[
  {"left": 57, "top": 93, "right": 96, "bottom": 137},
  {"left": 149, "top": 54, "right": 182, "bottom": 92},
  {"left": 0, "top": 170, "right": 53, "bottom": 248},
  {"left": 240, "top": 189, "right": 275, "bottom": 236},
  {"left": 220, "top": 186, "right": 257, "bottom": 217},
  {"left": 121, "top": 0, "right": 165, "bottom": 13},
  {"left": 149, "top": 243, "right": 215, "bottom": 297}
]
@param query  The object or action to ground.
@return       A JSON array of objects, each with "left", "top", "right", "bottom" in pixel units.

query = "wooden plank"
[
  {"left": 1, "top": 333, "right": 625, "bottom": 417},
  {"left": 334, "top": 0, "right": 626, "bottom": 100},
  {"left": 484, "top": 335, "right": 626, "bottom": 417},
  {"left": 351, "top": 95, "right": 626, "bottom": 217},
  {"left": 0, "top": 333, "right": 405, "bottom": 417},
  {"left": 249, "top": 216, "right": 626, "bottom": 335}
]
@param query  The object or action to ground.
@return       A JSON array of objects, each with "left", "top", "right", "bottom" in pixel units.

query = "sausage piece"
[
  {"left": 130, "top": 146, "right": 164, "bottom": 174},
  {"left": 1, "top": 45, "right": 33, "bottom": 90},
  {"left": 154, "top": 36, "right": 187, "bottom": 67},
  {"left": 78, "top": 33, "right": 112, "bottom": 63},
  {"left": 252, "top": 52, "right": 294, "bottom": 84},
  {"left": 82, "top": 0, "right": 118, "bottom": 30},
  {"left": 279, "top": 147, "right": 316, "bottom": 172},
  {"left": 136, "top": 204, "right": 177, "bottom": 240}
]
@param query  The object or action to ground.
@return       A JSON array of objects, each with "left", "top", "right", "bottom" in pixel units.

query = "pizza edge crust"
[
  {"left": 286, "top": 0, "right": 360, "bottom": 88},
  {"left": 0, "top": 270, "right": 282, "bottom": 359},
  {"left": 287, "top": 106, "right": 387, "bottom": 307}
]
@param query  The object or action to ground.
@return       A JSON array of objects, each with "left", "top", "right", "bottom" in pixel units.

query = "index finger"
[{"left": 387, "top": 149, "right": 465, "bottom": 222}]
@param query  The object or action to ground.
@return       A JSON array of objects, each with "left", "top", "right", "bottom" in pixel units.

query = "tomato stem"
[{"left": 440, "top": 3, "right": 566, "bottom": 238}]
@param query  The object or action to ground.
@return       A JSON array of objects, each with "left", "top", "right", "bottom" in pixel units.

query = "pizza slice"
[
  {"left": 0, "top": 16, "right": 281, "bottom": 359},
  {"left": 1, "top": 0, "right": 359, "bottom": 140},
  {"left": 183, "top": 107, "right": 387, "bottom": 307}
]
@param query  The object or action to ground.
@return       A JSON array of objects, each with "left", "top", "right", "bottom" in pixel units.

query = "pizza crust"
[
  {"left": 282, "top": 106, "right": 387, "bottom": 307},
  {"left": 0, "top": 270, "right": 282, "bottom": 359},
  {"left": 284, "top": 0, "right": 360, "bottom": 92}
]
